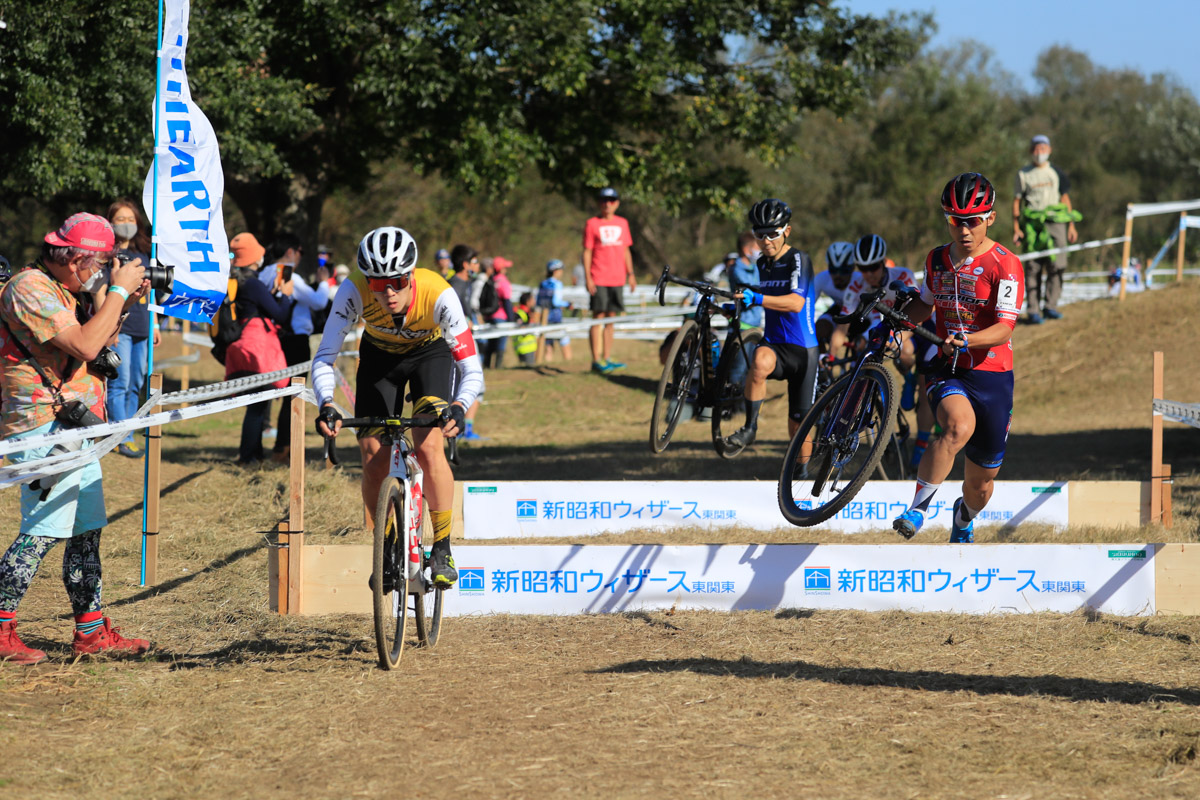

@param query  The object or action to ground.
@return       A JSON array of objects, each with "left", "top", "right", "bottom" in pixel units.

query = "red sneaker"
[
  {"left": 72, "top": 617, "right": 151, "bottom": 657},
  {"left": 0, "top": 620, "right": 48, "bottom": 666}
]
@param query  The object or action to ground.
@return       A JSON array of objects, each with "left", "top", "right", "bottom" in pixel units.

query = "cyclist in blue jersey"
[{"left": 724, "top": 199, "right": 819, "bottom": 450}]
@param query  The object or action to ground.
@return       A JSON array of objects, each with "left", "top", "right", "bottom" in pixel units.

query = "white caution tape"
[
  {"left": 158, "top": 362, "right": 312, "bottom": 406},
  {"left": 1017, "top": 235, "right": 1129, "bottom": 262},
  {"left": 1128, "top": 199, "right": 1200, "bottom": 219},
  {"left": 0, "top": 385, "right": 303, "bottom": 460},
  {"left": 472, "top": 307, "right": 692, "bottom": 340}
]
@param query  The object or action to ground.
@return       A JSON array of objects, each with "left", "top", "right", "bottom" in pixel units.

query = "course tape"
[
  {"left": 1154, "top": 399, "right": 1200, "bottom": 429},
  {"left": 0, "top": 384, "right": 303, "bottom": 467},
  {"left": 1128, "top": 199, "right": 1200, "bottom": 219},
  {"left": 1017, "top": 235, "right": 1128, "bottom": 262}
]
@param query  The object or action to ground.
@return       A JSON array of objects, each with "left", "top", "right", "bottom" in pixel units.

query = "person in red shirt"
[
  {"left": 582, "top": 187, "right": 636, "bottom": 374},
  {"left": 892, "top": 173, "right": 1025, "bottom": 543}
]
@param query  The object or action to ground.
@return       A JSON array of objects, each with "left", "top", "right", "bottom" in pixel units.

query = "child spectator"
[
  {"left": 513, "top": 292, "right": 538, "bottom": 365},
  {"left": 536, "top": 259, "right": 574, "bottom": 362}
]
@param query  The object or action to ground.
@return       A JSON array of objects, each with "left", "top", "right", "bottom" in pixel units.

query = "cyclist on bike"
[
  {"left": 892, "top": 172, "right": 1024, "bottom": 543},
  {"left": 814, "top": 241, "right": 858, "bottom": 353},
  {"left": 312, "top": 227, "right": 484, "bottom": 586},
  {"left": 724, "top": 198, "right": 818, "bottom": 449}
]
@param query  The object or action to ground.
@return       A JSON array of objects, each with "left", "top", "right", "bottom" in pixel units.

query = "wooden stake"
[
  {"left": 1151, "top": 351, "right": 1164, "bottom": 524},
  {"left": 142, "top": 373, "right": 163, "bottom": 586},
  {"left": 1119, "top": 207, "right": 1134, "bottom": 301},
  {"left": 274, "top": 521, "right": 290, "bottom": 614},
  {"left": 179, "top": 320, "right": 191, "bottom": 407},
  {"left": 287, "top": 377, "right": 306, "bottom": 614},
  {"left": 1163, "top": 464, "right": 1173, "bottom": 529},
  {"left": 1177, "top": 213, "right": 1187, "bottom": 282}
]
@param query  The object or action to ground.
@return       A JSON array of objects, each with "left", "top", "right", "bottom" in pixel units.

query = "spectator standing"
[
  {"left": 331, "top": 264, "right": 350, "bottom": 288},
  {"left": 513, "top": 291, "right": 538, "bottom": 365},
  {"left": 449, "top": 245, "right": 484, "bottom": 440},
  {"left": 434, "top": 248, "right": 453, "bottom": 278},
  {"left": 0, "top": 213, "right": 152, "bottom": 663},
  {"left": 259, "top": 233, "right": 330, "bottom": 462},
  {"left": 1013, "top": 134, "right": 1080, "bottom": 324},
  {"left": 104, "top": 199, "right": 161, "bottom": 458},
  {"left": 536, "top": 259, "right": 573, "bottom": 362},
  {"left": 729, "top": 232, "right": 764, "bottom": 330},
  {"left": 583, "top": 187, "right": 636, "bottom": 374},
  {"left": 227, "top": 233, "right": 294, "bottom": 465},
  {"left": 481, "top": 257, "right": 514, "bottom": 369}
]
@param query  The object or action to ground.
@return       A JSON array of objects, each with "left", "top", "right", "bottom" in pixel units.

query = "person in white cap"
[{"left": 1013, "top": 134, "right": 1079, "bottom": 324}]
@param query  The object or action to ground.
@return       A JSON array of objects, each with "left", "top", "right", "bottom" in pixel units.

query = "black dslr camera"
[
  {"left": 116, "top": 255, "right": 174, "bottom": 293},
  {"left": 89, "top": 346, "right": 122, "bottom": 381}
]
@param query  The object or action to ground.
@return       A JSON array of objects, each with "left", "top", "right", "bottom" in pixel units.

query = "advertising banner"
[
  {"left": 462, "top": 481, "right": 1069, "bottom": 538},
  {"left": 142, "top": 0, "right": 231, "bottom": 324},
  {"left": 447, "top": 544, "right": 1155, "bottom": 617}
]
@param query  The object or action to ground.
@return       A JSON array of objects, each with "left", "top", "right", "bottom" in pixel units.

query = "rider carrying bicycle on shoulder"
[
  {"left": 891, "top": 173, "right": 1024, "bottom": 543},
  {"left": 725, "top": 199, "right": 818, "bottom": 449},
  {"left": 312, "top": 227, "right": 484, "bottom": 586}
]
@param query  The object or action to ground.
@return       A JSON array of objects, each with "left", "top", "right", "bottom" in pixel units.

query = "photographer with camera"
[{"left": 0, "top": 213, "right": 152, "bottom": 665}]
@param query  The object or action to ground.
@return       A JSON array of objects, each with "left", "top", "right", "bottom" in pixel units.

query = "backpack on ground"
[{"left": 209, "top": 268, "right": 249, "bottom": 364}]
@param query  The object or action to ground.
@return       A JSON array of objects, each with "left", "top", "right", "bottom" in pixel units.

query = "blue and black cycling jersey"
[{"left": 755, "top": 248, "right": 817, "bottom": 348}]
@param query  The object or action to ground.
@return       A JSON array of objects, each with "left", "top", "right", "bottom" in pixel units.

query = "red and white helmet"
[{"left": 941, "top": 172, "right": 996, "bottom": 216}]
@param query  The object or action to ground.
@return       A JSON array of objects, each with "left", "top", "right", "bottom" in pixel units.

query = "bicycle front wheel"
[
  {"left": 711, "top": 329, "right": 763, "bottom": 458},
  {"left": 412, "top": 509, "right": 445, "bottom": 648},
  {"left": 372, "top": 479, "right": 409, "bottom": 669},
  {"left": 778, "top": 363, "right": 898, "bottom": 526},
  {"left": 649, "top": 320, "right": 701, "bottom": 453}
]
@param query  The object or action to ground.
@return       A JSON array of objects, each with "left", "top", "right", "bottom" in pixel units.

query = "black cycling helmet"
[
  {"left": 825, "top": 241, "right": 856, "bottom": 275},
  {"left": 853, "top": 234, "right": 888, "bottom": 269},
  {"left": 748, "top": 198, "right": 792, "bottom": 230},
  {"left": 941, "top": 172, "right": 996, "bottom": 216}
]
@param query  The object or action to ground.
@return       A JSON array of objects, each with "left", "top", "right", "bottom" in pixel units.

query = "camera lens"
[{"left": 146, "top": 264, "right": 174, "bottom": 293}]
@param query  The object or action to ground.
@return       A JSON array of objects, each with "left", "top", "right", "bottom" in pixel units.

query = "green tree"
[{"left": 0, "top": 1, "right": 922, "bottom": 268}]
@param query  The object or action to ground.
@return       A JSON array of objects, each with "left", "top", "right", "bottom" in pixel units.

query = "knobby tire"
[
  {"left": 372, "top": 480, "right": 409, "bottom": 669},
  {"left": 649, "top": 320, "right": 700, "bottom": 453},
  {"left": 711, "top": 329, "right": 764, "bottom": 458},
  {"left": 778, "top": 363, "right": 898, "bottom": 526}
]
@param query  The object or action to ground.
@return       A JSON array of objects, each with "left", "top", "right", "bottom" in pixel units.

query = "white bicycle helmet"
[
  {"left": 357, "top": 226, "right": 418, "bottom": 278},
  {"left": 853, "top": 234, "right": 888, "bottom": 269},
  {"left": 825, "top": 241, "right": 856, "bottom": 275}
]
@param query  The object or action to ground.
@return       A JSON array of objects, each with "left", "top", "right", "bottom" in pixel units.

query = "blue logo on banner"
[
  {"left": 804, "top": 567, "right": 832, "bottom": 591},
  {"left": 459, "top": 568, "right": 485, "bottom": 593},
  {"left": 516, "top": 500, "right": 538, "bottom": 519},
  {"left": 799, "top": 500, "right": 813, "bottom": 510}
]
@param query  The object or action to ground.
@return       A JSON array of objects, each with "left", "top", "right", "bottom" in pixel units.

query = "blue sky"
[{"left": 837, "top": 0, "right": 1200, "bottom": 98}]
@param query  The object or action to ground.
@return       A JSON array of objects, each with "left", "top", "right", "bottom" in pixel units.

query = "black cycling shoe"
[
  {"left": 429, "top": 549, "right": 458, "bottom": 587},
  {"left": 725, "top": 425, "right": 757, "bottom": 450}
]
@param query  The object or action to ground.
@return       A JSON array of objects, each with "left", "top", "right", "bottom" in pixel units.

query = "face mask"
[
  {"left": 1033, "top": 153, "right": 1050, "bottom": 165},
  {"left": 112, "top": 222, "right": 138, "bottom": 240},
  {"left": 80, "top": 265, "right": 107, "bottom": 293}
]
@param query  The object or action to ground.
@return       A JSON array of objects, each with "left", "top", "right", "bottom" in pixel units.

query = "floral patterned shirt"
[{"left": 0, "top": 265, "right": 106, "bottom": 436}]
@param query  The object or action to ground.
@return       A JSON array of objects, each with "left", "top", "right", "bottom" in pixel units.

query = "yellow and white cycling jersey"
[{"left": 311, "top": 267, "right": 484, "bottom": 410}]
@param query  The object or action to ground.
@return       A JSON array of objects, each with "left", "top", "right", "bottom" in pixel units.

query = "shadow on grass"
[
  {"left": 594, "top": 656, "right": 1200, "bottom": 706},
  {"left": 160, "top": 632, "right": 370, "bottom": 670},
  {"left": 107, "top": 468, "right": 212, "bottom": 525},
  {"left": 604, "top": 372, "right": 661, "bottom": 395},
  {"left": 107, "top": 541, "right": 268, "bottom": 609}
]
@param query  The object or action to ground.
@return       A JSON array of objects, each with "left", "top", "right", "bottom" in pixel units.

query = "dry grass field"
[{"left": 1, "top": 281, "right": 1199, "bottom": 798}]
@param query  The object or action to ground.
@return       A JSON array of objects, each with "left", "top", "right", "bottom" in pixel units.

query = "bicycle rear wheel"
[
  {"left": 778, "top": 363, "right": 898, "bottom": 526},
  {"left": 649, "top": 320, "right": 701, "bottom": 453},
  {"left": 412, "top": 509, "right": 445, "bottom": 648},
  {"left": 372, "top": 480, "right": 409, "bottom": 669},
  {"left": 711, "top": 329, "right": 763, "bottom": 458}
]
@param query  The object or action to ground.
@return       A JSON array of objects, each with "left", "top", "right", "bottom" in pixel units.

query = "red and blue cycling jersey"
[{"left": 918, "top": 242, "right": 1024, "bottom": 372}]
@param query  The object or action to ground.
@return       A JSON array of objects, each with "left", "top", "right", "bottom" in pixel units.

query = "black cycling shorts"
[
  {"left": 355, "top": 337, "right": 452, "bottom": 439},
  {"left": 762, "top": 341, "right": 819, "bottom": 422}
]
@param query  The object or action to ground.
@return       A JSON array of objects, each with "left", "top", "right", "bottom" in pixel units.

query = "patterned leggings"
[{"left": 0, "top": 530, "right": 103, "bottom": 615}]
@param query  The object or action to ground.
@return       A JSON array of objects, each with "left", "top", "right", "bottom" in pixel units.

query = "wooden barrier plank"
[
  {"left": 301, "top": 544, "right": 372, "bottom": 615},
  {"left": 1154, "top": 543, "right": 1200, "bottom": 615},
  {"left": 1067, "top": 481, "right": 1147, "bottom": 528},
  {"left": 1151, "top": 351, "right": 1164, "bottom": 524}
]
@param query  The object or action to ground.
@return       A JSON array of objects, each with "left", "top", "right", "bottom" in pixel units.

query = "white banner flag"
[{"left": 142, "top": 0, "right": 230, "bottom": 324}]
